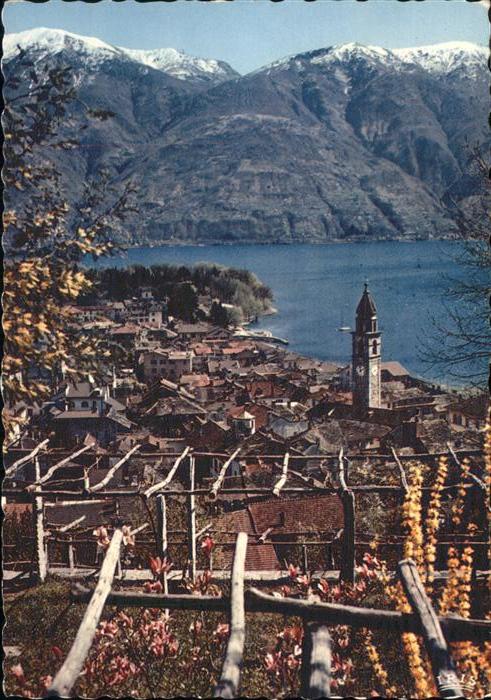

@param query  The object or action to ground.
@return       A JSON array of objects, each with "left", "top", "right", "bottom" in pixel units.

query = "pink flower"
[
  {"left": 213, "top": 623, "right": 230, "bottom": 642},
  {"left": 149, "top": 556, "right": 172, "bottom": 577},
  {"left": 356, "top": 580, "right": 367, "bottom": 594},
  {"left": 200, "top": 535, "right": 215, "bottom": 558},
  {"left": 288, "top": 563, "right": 299, "bottom": 579},
  {"left": 39, "top": 675, "right": 53, "bottom": 690},
  {"left": 264, "top": 653, "right": 279, "bottom": 673},
  {"left": 143, "top": 580, "right": 163, "bottom": 593},
  {"left": 337, "top": 636, "right": 349, "bottom": 649},
  {"left": 93, "top": 526, "right": 110, "bottom": 549},
  {"left": 11, "top": 664, "right": 25, "bottom": 683},
  {"left": 296, "top": 573, "right": 311, "bottom": 587},
  {"left": 122, "top": 525, "right": 135, "bottom": 548},
  {"left": 279, "top": 625, "right": 303, "bottom": 645},
  {"left": 117, "top": 611, "right": 134, "bottom": 628},
  {"left": 99, "top": 620, "right": 118, "bottom": 638},
  {"left": 331, "top": 585, "right": 342, "bottom": 601}
]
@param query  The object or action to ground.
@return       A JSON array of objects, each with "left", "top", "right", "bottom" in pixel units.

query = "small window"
[{"left": 81, "top": 401, "right": 89, "bottom": 408}]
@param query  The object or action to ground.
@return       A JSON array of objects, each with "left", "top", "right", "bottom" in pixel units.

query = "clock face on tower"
[{"left": 356, "top": 365, "right": 365, "bottom": 377}]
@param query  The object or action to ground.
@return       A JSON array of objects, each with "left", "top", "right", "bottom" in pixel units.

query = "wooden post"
[
  {"left": 143, "top": 446, "right": 190, "bottom": 498},
  {"left": 340, "top": 490, "right": 355, "bottom": 584},
  {"left": 4, "top": 438, "right": 49, "bottom": 478},
  {"left": 187, "top": 455, "right": 196, "bottom": 582},
  {"left": 398, "top": 559, "right": 463, "bottom": 698},
  {"left": 33, "top": 457, "right": 48, "bottom": 583},
  {"left": 47, "top": 529, "right": 123, "bottom": 698},
  {"left": 28, "top": 444, "right": 92, "bottom": 489},
  {"left": 273, "top": 452, "right": 290, "bottom": 497},
  {"left": 116, "top": 554, "right": 122, "bottom": 580},
  {"left": 209, "top": 447, "right": 242, "bottom": 500},
  {"left": 302, "top": 544, "right": 308, "bottom": 574},
  {"left": 156, "top": 494, "right": 168, "bottom": 595},
  {"left": 337, "top": 448, "right": 348, "bottom": 490},
  {"left": 214, "top": 532, "right": 248, "bottom": 699},
  {"left": 68, "top": 536, "right": 75, "bottom": 572},
  {"left": 391, "top": 448, "right": 409, "bottom": 495},
  {"left": 300, "top": 622, "right": 331, "bottom": 699},
  {"left": 89, "top": 444, "right": 141, "bottom": 493}
]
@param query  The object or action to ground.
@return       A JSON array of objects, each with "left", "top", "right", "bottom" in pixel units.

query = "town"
[{"left": 4, "top": 282, "right": 486, "bottom": 578}]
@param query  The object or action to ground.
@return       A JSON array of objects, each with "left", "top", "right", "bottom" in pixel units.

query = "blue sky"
[{"left": 3, "top": 0, "right": 488, "bottom": 74}]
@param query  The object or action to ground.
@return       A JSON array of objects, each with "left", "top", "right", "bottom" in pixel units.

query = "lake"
[{"left": 93, "top": 241, "right": 476, "bottom": 386}]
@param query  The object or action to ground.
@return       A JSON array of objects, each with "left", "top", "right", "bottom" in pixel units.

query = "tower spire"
[{"left": 352, "top": 283, "right": 382, "bottom": 415}]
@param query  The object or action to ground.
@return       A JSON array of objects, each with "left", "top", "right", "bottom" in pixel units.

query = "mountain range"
[{"left": 4, "top": 28, "right": 489, "bottom": 244}]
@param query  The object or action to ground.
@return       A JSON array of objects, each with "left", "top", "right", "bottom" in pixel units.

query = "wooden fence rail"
[{"left": 48, "top": 540, "right": 489, "bottom": 699}]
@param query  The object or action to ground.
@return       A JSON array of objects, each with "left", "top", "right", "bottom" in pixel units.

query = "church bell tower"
[{"left": 351, "top": 283, "right": 381, "bottom": 414}]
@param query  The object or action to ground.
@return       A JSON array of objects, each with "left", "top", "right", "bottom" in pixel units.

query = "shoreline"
[{"left": 121, "top": 236, "right": 462, "bottom": 250}]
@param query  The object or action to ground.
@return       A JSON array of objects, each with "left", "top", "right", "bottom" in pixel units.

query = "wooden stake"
[
  {"left": 68, "top": 537, "right": 75, "bottom": 572},
  {"left": 398, "top": 559, "right": 463, "bottom": 698},
  {"left": 273, "top": 452, "right": 290, "bottom": 497},
  {"left": 209, "top": 447, "right": 241, "bottom": 500},
  {"left": 187, "top": 456, "right": 196, "bottom": 582},
  {"left": 391, "top": 448, "right": 409, "bottom": 494},
  {"left": 34, "top": 457, "right": 47, "bottom": 583},
  {"left": 447, "top": 442, "right": 486, "bottom": 492},
  {"left": 300, "top": 623, "right": 331, "bottom": 699},
  {"left": 29, "top": 444, "right": 92, "bottom": 489},
  {"left": 5, "top": 439, "right": 49, "bottom": 478},
  {"left": 340, "top": 490, "right": 355, "bottom": 584},
  {"left": 47, "top": 529, "right": 123, "bottom": 698},
  {"left": 143, "top": 446, "right": 190, "bottom": 498},
  {"left": 338, "top": 448, "right": 348, "bottom": 491},
  {"left": 58, "top": 516, "right": 87, "bottom": 533},
  {"left": 214, "top": 532, "right": 248, "bottom": 698},
  {"left": 302, "top": 544, "right": 308, "bottom": 574},
  {"left": 89, "top": 444, "right": 141, "bottom": 493}
]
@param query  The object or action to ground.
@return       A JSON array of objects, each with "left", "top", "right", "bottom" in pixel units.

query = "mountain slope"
[{"left": 3, "top": 29, "right": 488, "bottom": 243}]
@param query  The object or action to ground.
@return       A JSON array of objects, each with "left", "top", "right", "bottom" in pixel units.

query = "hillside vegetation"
[{"left": 82, "top": 263, "right": 274, "bottom": 324}]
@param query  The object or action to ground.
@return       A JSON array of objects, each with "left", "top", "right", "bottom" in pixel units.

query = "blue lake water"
[{"left": 93, "top": 241, "right": 478, "bottom": 385}]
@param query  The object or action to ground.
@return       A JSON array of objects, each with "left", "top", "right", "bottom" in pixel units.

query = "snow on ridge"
[
  {"left": 122, "top": 46, "right": 234, "bottom": 79},
  {"left": 252, "top": 40, "right": 487, "bottom": 76},
  {"left": 3, "top": 27, "right": 118, "bottom": 59},
  {"left": 392, "top": 41, "right": 488, "bottom": 73},
  {"left": 2, "top": 27, "right": 237, "bottom": 81}
]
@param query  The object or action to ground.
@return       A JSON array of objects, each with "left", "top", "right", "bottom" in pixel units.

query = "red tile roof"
[{"left": 213, "top": 494, "right": 343, "bottom": 571}]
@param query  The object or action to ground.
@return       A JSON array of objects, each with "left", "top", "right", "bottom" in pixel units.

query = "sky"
[{"left": 3, "top": 0, "right": 489, "bottom": 75}]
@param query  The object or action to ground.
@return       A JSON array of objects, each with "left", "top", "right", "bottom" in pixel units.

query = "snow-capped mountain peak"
[
  {"left": 121, "top": 46, "right": 238, "bottom": 83},
  {"left": 3, "top": 27, "right": 118, "bottom": 59},
  {"left": 392, "top": 41, "right": 488, "bottom": 75},
  {"left": 253, "top": 40, "right": 487, "bottom": 78},
  {"left": 2, "top": 27, "right": 239, "bottom": 85}
]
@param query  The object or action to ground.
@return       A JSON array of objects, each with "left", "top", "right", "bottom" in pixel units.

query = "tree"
[
  {"left": 420, "top": 147, "right": 490, "bottom": 388},
  {"left": 167, "top": 282, "right": 199, "bottom": 322},
  {"left": 2, "top": 48, "right": 136, "bottom": 441}
]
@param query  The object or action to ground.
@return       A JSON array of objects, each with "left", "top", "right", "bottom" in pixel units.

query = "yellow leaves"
[{"left": 363, "top": 631, "right": 399, "bottom": 697}]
